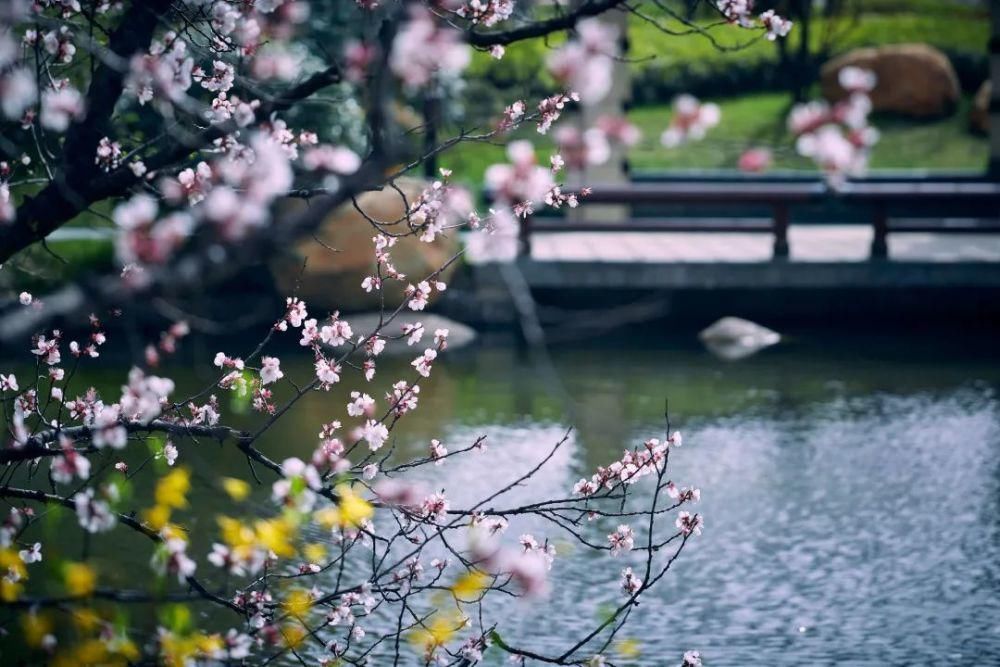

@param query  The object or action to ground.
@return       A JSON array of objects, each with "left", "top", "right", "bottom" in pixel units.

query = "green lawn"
[
  {"left": 439, "top": 92, "right": 990, "bottom": 188},
  {"left": 468, "top": 4, "right": 991, "bottom": 96}
]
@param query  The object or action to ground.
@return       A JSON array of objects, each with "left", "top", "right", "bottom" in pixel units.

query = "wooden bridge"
[{"left": 509, "top": 180, "right": 1000, "bottom": 291}]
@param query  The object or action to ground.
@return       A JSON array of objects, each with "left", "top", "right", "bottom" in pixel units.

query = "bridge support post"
[
  {"left": 870, "top": 203, "right": 889, "bottom": 260},
  {"left": 991, "top": 0, "right": 1000, "bottom": 178},
  {"left": 772, "top": 204, "right": 790, "bottom": 259},
  {"left": 518, "top": 214, "right": 533, "bottom": 257}
]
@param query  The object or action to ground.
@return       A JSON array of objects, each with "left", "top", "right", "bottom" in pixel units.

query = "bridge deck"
[{"left": 515, "top": 225, "right": 1000, "bottom": 290}]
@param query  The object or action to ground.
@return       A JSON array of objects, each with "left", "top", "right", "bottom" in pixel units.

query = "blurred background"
[{"left": 2, "top": 1, "right": 999, "bottom": 664}]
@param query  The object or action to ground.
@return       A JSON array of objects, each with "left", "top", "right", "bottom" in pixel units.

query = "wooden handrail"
[{"left": 515, "top": 180, "right": 1000, "bottom": 261}]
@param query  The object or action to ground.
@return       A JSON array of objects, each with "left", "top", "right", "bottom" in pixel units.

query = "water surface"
[{"left": 8, "top": 329, "right": 1000, "bottom": 665}]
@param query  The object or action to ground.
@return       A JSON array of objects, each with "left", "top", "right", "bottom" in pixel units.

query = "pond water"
[{"left": 7, "top": 327, "right": 1000, "bottom": 665}]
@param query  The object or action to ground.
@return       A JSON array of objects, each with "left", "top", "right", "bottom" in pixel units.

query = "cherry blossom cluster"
[
  {"left": 546, "top": 18, "right": 620, "bottom": 105},
  {"left": 453, "top": 0, "right": 516, "bottom": 27},
  {"left": 573, "top": 431, "right": 683, "bottom": 496},
  {"left": 788, "top": 66, "right": 879, "bottom": 185},
  {"left": 661, "top": 94, "right": 722, "bottom": 148},
  {"left": 390, "top": 5, "right": 471, "bottom": 88},
  {"left": 716, "top": 1, "right": 793, "bottom": 40},
  {"left": 406, "top": 169, "right": 474, "bottom": 243}
]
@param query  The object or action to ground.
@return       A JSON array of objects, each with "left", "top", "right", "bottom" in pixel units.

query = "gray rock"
[{"left": 699, "top": 317, "right": 780, "bottom": 361}]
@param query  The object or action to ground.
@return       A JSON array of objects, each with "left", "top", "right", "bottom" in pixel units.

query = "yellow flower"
[
  {"left": 281, "top": 622, "right": 307, "bottom": 649},
  {"left": 410, "top": 613, "right": 463, "bottom": 651},
  {"left": 451, "top": 569, "right": 489, "bottom": 603},
  {"left": 160, "top": 523, "right": 188, "bottom": 542},
  {"left": 143, "top": 504, "right": 171, "bottom": 531},
  {"left": 193, "top": 633, "right": 225, "bottom": 655},
  {"left": 0, "top": 547, "right": 26, "bottom": 581},
  {"left": 617, "top": 637, "right": 642, "bottom": 659},
  {"left": 155, "top": 468, "right": 191, "bottom": 509},
  {"left": 221, "top": 477, "right": 251, "bottom": 502},
  {"left": 303, "top": 542, "right": 327, "bottom": 564},
  {"left": 74, "top": 639, "right": 110, "bottom": 664},
  {"left": 0, "top": 579, "right": 21, "bottom": 602},
  {"left": 72, "top": 607, "right": 102, "bottom": 632},
  {"left": 254, "top": 517, "right": 296, "bottom": 558},
  {"left": 315, "top": 484, "right": 373, "bottom": 530},
  {"left": 284, "top": 588, "right": 313, "bottom": 619},
  {"left": 64, "top": 562, "right": 97, "bottom": 597},
  {"left": 218, "top": 516, "right": 254, "bottom": 546},
  {"left": 21, "top": 612, "right": 52, "bottom": 647}
]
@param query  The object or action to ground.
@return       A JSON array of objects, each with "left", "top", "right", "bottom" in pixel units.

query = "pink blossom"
[
  {"left": 18, "top": 292, "right": 31, "bottom": 306},
  {"left": 284, "top": 297, "right": 308, "bottom": 328},
  {"left": 620, "top": 566, "right": 641, "bottom": 595},
  {"left": 344, "top": 40, "right": 377, "bottom": 82},
  {"left": 320, "top": 318, "right": 353, "bottom": 346},
  {"left": 411, "top": 349, "right": 437, "bottom": 377},
  {"left": 406, "top": 281, "right": 432, "bottom": 311},
  {"left": 682, "top": 650, "right": 703, "bottom": 667},
  {"left": 484, "top": 141, "right": 554, "bottom": 205},
  {"left": 0, "top": 68, "right": 36, "bottom": 121},
  {"left": 40, "top": 85, "right": 85, "bottom": 131},
  {"left": 661, "top": 95, "right": 720, "bottom": 148},
  {"left": 73, "top": 488, "right": 116, "bottom": 533},
  {"left": 429, "top": 438, "right": 447, "bottom": 464},
  {"left": 403, "top": 323, "right": 425, "bottom": 346},
  {"left": 554, "top": 126, "right": 611, "bottom": 171},
  {"left": 455, "top": 0, "right": 515, "bottom": 27},
  {"left": 120, "top": 367, "right": 174, "bottom": 424},
  {"left": 315, "top": 357, "right": 341, "bottom": 389},
  {"left": 666, "top": 482, "right": 701, "bottom": 504},
  {"left": 87, "top": 403, "right": 126, "bottom": 449},
  {"left": 839, "top": 66, "right": 877, "bottom": 93},
  {"left": 259, "top": 356, "right": 283, "bottom": 385},
  {"left": 0, "top": 374, "right": 18, "bottom": 392},
  {"left": 361, "top": 419, "right": 389, "bottom": 451},
  {"left": 51, "top": 437, "right": 90, "bottom": 484},
  {"left": 31, "top": 333, "right": 61, "bottom": 366},
  {"left": 675, "top": 511, "right": 704, "bottom": 536},
  {"left": 347, "top": 391, "right": 375, "bottom": 418},
  {"left": 546, "top": 18, "right": 618, "bottom": 105},
  {"left": 387, "top": 381, "right": 420, "bottom": 415},
  {"left": 390, "top": 7, "right": 470, "bottom": 88},
  {"left": 19, "top": 542, "right": 41, "bottom": 564},
  {"left": 302, "top": 145, "right": 361, "bottom": 174},
  {"left": 596, "top": 115, "right": 641, "bottom": 146},
  {"left": 738, "top": 147, "right": 773, "bottom": 173},
  {"left": 608, "top": 524, "right": 634, "bottom": 556},
  {"left": 716, "top": 0, "right": 755, "bottom": 27},
  {"left": 759, "top": 10, "right": 793, "bottom": 40}
]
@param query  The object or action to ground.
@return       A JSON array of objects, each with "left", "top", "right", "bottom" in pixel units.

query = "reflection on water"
[{"left": 9, "top": 331, "right": 1000, "bottom": 664}]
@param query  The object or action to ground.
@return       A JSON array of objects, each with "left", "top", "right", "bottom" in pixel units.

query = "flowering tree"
[{"left": 0, "top": 1, "right": 807, "bottom": 664}]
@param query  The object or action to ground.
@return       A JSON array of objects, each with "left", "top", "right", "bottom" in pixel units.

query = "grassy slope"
[
  {"left": 440, "top": 93, "right": 989, "bottom": 188},
  {"left": 450, "top": 4, "right": 991, "bottom": 184},
  {"left": 468, "top": 5, "right": 991, "bottom": 93}
]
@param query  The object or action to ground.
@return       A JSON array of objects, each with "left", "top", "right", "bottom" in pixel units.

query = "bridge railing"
[{"left": 516, "top": 180, "right": 1000, "bottom": 260}]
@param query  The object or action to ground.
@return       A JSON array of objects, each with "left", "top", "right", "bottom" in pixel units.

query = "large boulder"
[
  {"left": 970, "top": 80, "right": 991, "bottom": 135},
  {"left": 820, "top": 44, "right": 960, "bottom": 117},
  {"left": 271, "top": 177, "right": 461, "bottom": 312}
]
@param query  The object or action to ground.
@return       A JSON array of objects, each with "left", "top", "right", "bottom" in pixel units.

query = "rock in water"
[{"left": 699, "top": 317, "right": 780, "bottom": 361}]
